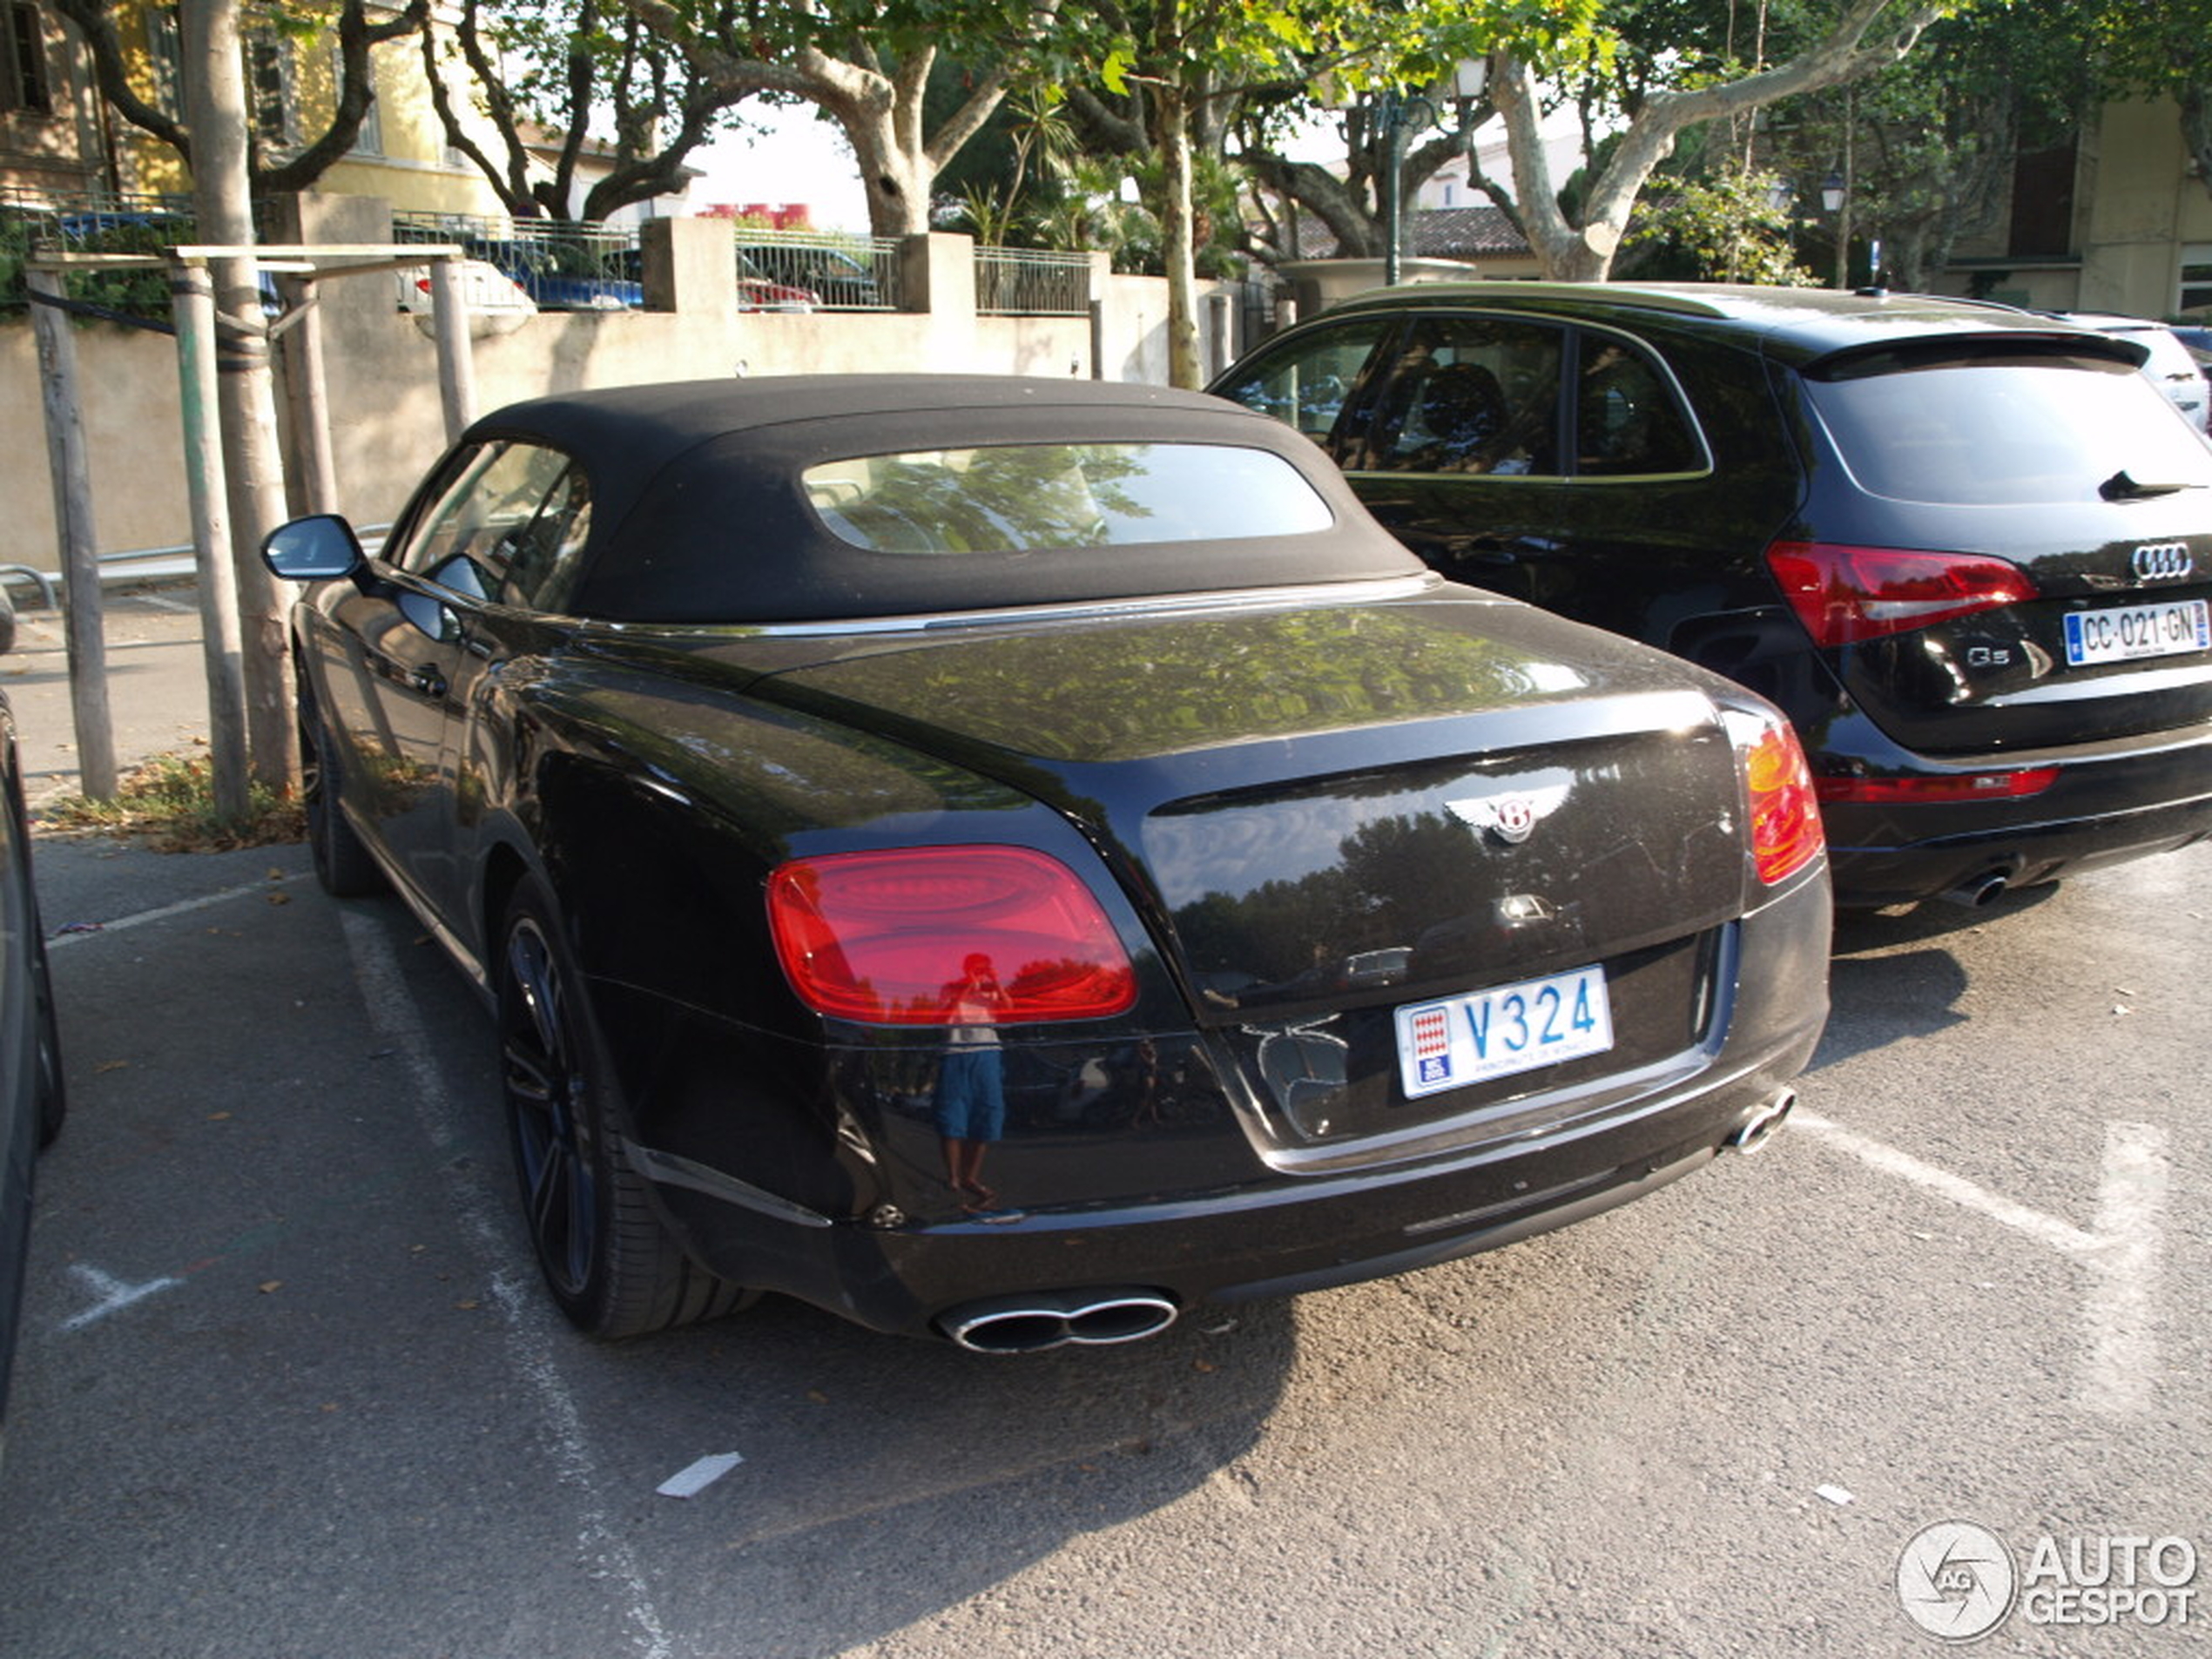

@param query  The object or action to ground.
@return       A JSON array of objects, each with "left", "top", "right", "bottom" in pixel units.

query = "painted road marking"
[
  {"left": 339, "top": 908, "right": 675, "bottom": 1659},
  {"left": 2081, "top": 1122, "right": 2169, "bottom": 1418},
  {"left": 1793, "top": 1110, "right": 2170, "bottom": 1417},
  {"left": 58, "top": 1264, "right": 184, "bottom": 1332},
  {"left": 46, "top": 873, "right": 307, "bottom": 948}
]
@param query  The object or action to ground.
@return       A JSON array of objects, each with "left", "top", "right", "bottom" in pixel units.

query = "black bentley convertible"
[{"left": 264, "top": 376, "right": 1831, "bottom": 1352}]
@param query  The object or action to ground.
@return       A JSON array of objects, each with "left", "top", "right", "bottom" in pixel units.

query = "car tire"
[
  {"left": 0, "top": 590, "right": 16, "bottom": 657},
  {"left": 496, "top": 875, "right": 753, "bottom": 1339},
  {"left": 298, "top": 688, "right": 383, "bottom": 898}
]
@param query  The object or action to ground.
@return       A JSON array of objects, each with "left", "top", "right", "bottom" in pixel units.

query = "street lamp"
[
  {"left": 1352, "top": 57, "right": 1488, "bottom": 287},
  {"left": 1821, "top": 165, "right": 1851, "bottom": 289}
]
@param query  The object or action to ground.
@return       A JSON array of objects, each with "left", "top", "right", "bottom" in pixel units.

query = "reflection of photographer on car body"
[{"left": 936, "top": 954, "right": 1010, "bottom": 1211}]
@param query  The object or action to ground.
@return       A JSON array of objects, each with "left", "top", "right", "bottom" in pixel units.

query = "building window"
[
  {"left": 148, "top": 4, "right": 184, "bottom": 119},
  {"left": 2181, "top": 246, "right": 2212, "bottom": 314},
  {"left": 245, "top": 28, "right": 297, "bottom": 149},
  {"left": 345, "top": 44, "right": 382, "bottom": 156},
  {"left": 3, "top": 0, "right": 54, "bottom": 116}
]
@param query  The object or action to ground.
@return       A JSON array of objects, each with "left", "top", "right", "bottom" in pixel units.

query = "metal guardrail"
[
  {"left": 975, "top": 246, "right": 1090, "bottom": 317},
  {"left": 0, "top": 526, "right": 395, "bottom": 608}
]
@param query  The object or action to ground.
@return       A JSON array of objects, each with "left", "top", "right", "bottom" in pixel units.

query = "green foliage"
[
  {"left": 38, "top": 750, "right": 305, "bottom": 852},
  {"left": 1626, "top": 167, "right": 1817, "bottom": 284},
  {"left": 0, "top": 209, "right": 182, "bottom": 325}
]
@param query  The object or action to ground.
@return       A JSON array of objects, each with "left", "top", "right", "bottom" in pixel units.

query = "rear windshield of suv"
[{"left": 1804, "top": 347, "right": 2212, "bottom": 506}]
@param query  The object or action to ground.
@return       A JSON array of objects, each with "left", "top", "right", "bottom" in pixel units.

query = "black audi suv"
[{"left": 1212, "top": 282, "right": 2212, "bottom": 909}]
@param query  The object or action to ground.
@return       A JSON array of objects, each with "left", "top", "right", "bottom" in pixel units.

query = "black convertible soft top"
[{"left": 458, "top": 375, "right": 1424, "bottom": 624}]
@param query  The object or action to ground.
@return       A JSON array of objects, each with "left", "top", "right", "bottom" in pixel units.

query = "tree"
[
  {"left": 1049, "top": 1, "right": 1600, "bottom": 387},
  {"left": 615, "top": 0, "right": 1063, "bottom": 238},
  {"left": 2074, "top": 0, "right": 2212, "bottom": 202},
  {"left": 52, "top": 0, "right": 427, "bottom": 196},
  {"left": 1242, "top": 91, "right": 1498, "bottom": 267},
  {"left": 1745, "top": 4, "right": 2089, "bottom": 292},
  {"left": 419, "top": 1, "right": 747, "bottom": 223},
  {"left": 1488, "top": 0, "right": 1954, "bottom": 280}
]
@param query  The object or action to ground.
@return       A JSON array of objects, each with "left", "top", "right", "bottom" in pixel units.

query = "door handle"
[{"left": 410, "top": 664, "right": 448, "bottom": 698}]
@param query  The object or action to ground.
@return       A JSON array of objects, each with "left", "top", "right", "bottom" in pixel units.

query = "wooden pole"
[
  {"left": 172, "top": 263, "right": 253, "bottom": 820},
  {"left": 26, "top": 269, "right": 118, "bottom": 801},
  {"left": 280, "top": 278, "right": 340, "bottom": 516},
  {"left": 430, "top": 256, "right": 476, "bottom": 442}
]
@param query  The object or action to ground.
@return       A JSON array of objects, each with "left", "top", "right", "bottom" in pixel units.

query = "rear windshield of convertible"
[{"left": 803, "top": 442, "right": 1333, "bottom": 553}]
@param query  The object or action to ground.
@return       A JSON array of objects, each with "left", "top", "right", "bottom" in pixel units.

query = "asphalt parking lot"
[{"left": 1, "top": 592, "right": 2206, "bottom": 1657}]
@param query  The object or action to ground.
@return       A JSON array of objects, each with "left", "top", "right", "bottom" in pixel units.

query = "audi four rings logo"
[{"left": 2132, "top": 543, "right": 2194, "bottom": 582}]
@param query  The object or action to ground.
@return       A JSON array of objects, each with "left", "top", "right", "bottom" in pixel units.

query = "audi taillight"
[
  {"left": 1814, "top": 767, "right": 2060, "bottom": 805},
  {"left": 1766, "top": 541, "right": 2037, "bottom": 647},
  {"left": 765, "top": 845, "right": 1136, "bottom": 1025},
  {"left": 1735, "top": 714, "right": 1824, "bottom": 885}
]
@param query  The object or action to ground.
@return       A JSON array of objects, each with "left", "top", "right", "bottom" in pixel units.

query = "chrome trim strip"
[
  {"left": 583, "top": 572, "right": 1450, "bottom": 641},
  {"left": 630, "top": 1144, "right": 837, "bottom": 1229}
]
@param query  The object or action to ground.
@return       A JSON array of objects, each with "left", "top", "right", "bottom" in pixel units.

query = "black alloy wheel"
[
  {"left": 496, "top": 875, "right": 752, "bottom": 1338},
  {"left": 296, "top": 687, "right": 382, "bottom": 898}
]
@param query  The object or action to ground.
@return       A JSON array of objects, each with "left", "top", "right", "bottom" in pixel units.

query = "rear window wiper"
[{"left": 2099, "top": 469, "right": 2203, "bottom": 501}]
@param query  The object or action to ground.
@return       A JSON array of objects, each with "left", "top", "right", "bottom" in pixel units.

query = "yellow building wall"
[
  {"left": 104, "top": 5, "right": 506, "bottom": 219},
  {"left": 2079, "top": 98, "right": 2212, "bottom": 318}
]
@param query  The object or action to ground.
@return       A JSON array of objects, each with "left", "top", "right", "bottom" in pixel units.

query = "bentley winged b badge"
[{"left": 1446, "top": 784, "right": 1569, "bottom": 846}]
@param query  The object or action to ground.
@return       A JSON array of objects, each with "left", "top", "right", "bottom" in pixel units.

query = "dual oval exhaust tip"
[
  {"left": 939, "top": 1289, "right": 1180, "bottom": 1354},
  {"left": 943, "top": 1091, "right": 1803, "bottom": 1349}
]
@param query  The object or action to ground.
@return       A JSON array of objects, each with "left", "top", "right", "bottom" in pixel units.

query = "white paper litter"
[
  {"left": 657, "top": 1452, "right": 745, "bottom": 1499},
  {"left": 1815, "top": 1484, "right": 1856, "bottom": 1507}
]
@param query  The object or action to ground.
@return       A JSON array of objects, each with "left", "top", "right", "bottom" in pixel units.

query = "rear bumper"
[
  {"left": 1821, "top": 734, "right": 2212, "bottom": 907},
  {"left": 642, "top": 873, "right": 1830, "bottom": 1339},
  {"left": 657, "top": 1041, "right": 1809, "bottom": 1339}
]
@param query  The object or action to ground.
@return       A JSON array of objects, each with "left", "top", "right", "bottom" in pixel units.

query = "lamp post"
[
  {"left": 1371, "top": 57, "right": 1488, "bottom": 287},
  {"left": 1822, "top": 167, "right": 1850, "bottom": 290}
]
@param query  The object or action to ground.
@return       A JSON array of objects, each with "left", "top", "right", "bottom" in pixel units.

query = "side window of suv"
[
  {"left": 1352, "top": 317, "right": 1565, "bottom": 476},
  {"left": 1575, "top": 337, "right": 1704, "bottom": 475},
  {"left": 1212, "top": 318, "right": 1397, "bottom": 454}
]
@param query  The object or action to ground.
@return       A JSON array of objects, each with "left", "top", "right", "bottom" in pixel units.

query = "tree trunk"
[
  {"left": 184, "top": 0, "right": 296, "bottom": 795},
  {"left": 1159, "top": 91, "right": 1201, "bottom": 389}
]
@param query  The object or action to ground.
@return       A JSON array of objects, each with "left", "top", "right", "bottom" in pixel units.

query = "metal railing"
[
  {"left": 2, "top": 191, "right": 286, "bottom": 321},
  {"left": 731, "top": 229, "right": 900, "bottom": 311},
  {"left": 391, "top": 212, "right": 643, "bottom": 310},
  {"left": 975, "top": 246, "right": 1091, "bottom": 316}
]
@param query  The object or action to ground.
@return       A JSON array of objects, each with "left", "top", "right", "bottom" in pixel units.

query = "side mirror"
[{"left": 261, "top": 515, "right": 367, "bottom": 583}]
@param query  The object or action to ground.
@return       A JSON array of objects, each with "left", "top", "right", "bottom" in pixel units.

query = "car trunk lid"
[{"left": 731, "top": 590, "right": 1763, "bottom": 1147}]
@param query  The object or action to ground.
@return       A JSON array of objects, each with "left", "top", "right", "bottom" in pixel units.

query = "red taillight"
[
  {"left": 765, "top": 845, "right": 1136, "bottom": 1025},
  {"left": 1766, "top": 541, "right": 2037, "bottom": 646},
  {"left": 1814, "top": 766, "right": 2060, "bottom": 804},
  {"left": 1740, "top": 717, "right": 1824, "bottom": 885}
]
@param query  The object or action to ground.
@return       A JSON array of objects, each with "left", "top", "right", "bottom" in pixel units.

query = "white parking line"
[
  {"left": 338, "top": 909, "right": 676, "bottom": 1659},
  {"left": 1791, "top": 1109, "right": 2095, "bottom": 1252},
  {"left": 1791, "top": 1109, "right": 2169, "bottom": 1417},
  {"left": 46, "top": 873, "right": 307, "bottom": 948},
  {"left": 2081, "top": 1123, "right": 2169, "bottom": 1417}
]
